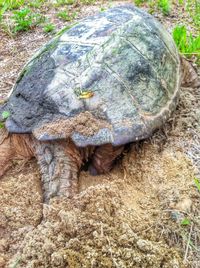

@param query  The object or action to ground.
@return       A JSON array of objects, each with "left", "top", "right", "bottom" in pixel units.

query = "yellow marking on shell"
[
  {"left": 141, "top": 111, "right": 153, "bottom": 116},
  {"left": 78, "top": 91, "right": 94, "bottom": 99},
  {"left": 0, "top": 99, "right": 6, "bottom": 105}
]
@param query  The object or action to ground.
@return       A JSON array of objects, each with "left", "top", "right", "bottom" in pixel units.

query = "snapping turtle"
[{"left": 0, "top": 5, "right": 199, "bottom": 202}]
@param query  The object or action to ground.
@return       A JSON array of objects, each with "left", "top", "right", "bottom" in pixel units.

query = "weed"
[
  {"left": 80, "top": 0, "right": 95, "bottom": 5},
  {"left": 134, "top": 0, "right": 148, "bottom": 7},
  {"left": 194, "top": 177, "right": 200, "bottom": 192},
  {"left": 0, "top": 0, "right": 24, "bottom": 10},
  {"left": 43, "top": 22, "right": 55, "bottom": 33},
  {"left": 57, "top": 10, "right": 76, "bottom": 21},
  {"left": 157, "top": 0, "right": 170, "bottom": 15},
  {"left": 181, "top": 218, "right": 191, "bottom": 226},
  {"left": 11, "top": 8, "right": 44, "bottom": 33},
  {"left": 28, "top": 0, "right": 44, "bottom": 8},
  {"left": 2, "top": 111, "right": 10, "bottom": 119},
  {"left": 0, "top": 110, "right": 10, "bottom": 128},
  {"left": 186, "top": 0, "right": 200, "bottom": 27},
  {"left": 0, "top": 2, "right": 7, "bottom": 22},
  {"left": 193, "top": 1, "right": 200, "bottom": 27},
  {"left": 54, "top": 0, "right": 75, "bottom": 6},
  {"left": 173, "top": 25, "right": 200, "bottom": 64},
  {"left": 99, "top": 6, "right": 106, "bottom": 12}
]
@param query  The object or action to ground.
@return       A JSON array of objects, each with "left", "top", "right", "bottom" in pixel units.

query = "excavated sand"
[{"left": 0, "top": 136, "right": 199, "bottom": 268}]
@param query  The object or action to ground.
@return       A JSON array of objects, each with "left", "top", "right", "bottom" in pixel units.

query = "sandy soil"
[{"left": 0, "top": 1, "right": 200, "bottom": 268}]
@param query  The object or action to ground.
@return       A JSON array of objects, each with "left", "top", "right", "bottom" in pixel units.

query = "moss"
[
  {"left": 16, "top": 36, "right": 59, "bottom": 83},
  {"left": 56, "top": 23, "right": 78, "bottom": 37}
]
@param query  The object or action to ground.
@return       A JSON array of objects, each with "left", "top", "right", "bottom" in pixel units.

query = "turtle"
[{"left": 0, "top": 4, "right": 199, "bottom": 202}]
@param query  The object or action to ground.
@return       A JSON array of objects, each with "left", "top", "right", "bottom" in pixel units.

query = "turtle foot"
[
  {"left": 90, "top": 144, "right": 124, "bottom": 175},
  {"left": 35, "top": 139, "right": 82, "bottom": 203}
]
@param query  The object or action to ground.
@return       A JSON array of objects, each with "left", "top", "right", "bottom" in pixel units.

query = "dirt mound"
[
  {"left": 0, "top": 160, "right": 42, "bottom": 267},
  {"left": 0, "top": 140, "right": 198, "bottom": 268}
]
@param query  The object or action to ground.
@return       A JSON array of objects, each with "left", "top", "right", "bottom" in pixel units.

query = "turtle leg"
[
  {"left": 89, "top": 144, "right": 124, "bottom": 175},
  {"left": 34, "top": 139, "right": 82, "bottom": 202},
  {"left": 0, "top": 130, "right": 34, "bottom": 177},
  {"left": 0, "top": 129, "right": 15, "bottom": 177},
  {"left": 181, "top": 57, "right": 200, "bottom": 88}
]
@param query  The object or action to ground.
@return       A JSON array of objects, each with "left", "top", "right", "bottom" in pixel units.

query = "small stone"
[{"left": 170, "top": 211, "right": 183, "bottom": 221}]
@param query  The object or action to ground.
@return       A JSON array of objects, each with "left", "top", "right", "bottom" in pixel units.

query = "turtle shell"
[{"left": 4, "top": 4, "right": 180, "bottom": 146}]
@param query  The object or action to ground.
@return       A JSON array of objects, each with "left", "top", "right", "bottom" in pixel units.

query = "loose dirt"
[
  {"left": 33, "top": 111, "right": 111, "bottom": 139},
  {"left": 1, "top": 129, "right": 199, "bottom": 268}
]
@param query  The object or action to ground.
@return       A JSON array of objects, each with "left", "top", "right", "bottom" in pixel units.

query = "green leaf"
[
  {"left": 43, "top": 23, "right": 55, "bottom": 33},
  {"left": 2, "top": 110, "right": 10, "bottom": 120},
  {"left": 194, "top": 177, "right": 200, "bottom": 192},
  {"left": 181, "top": 218, "right": 191, "bottom": 226},
  {"left": 0, "top": 122, "right": 4, "bottom": 128}
]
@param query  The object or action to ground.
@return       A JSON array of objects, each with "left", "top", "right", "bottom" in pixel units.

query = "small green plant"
[
  {"left": 0, "top": 110, "right": 10, "bottom": 128},
  {"left": 2, "top": 110, "right": 10, "bottom": 119},
  {"left": 54, "top": 0, "right": 75, "bottom": 6},
  {"left": 186, "top": 0, "right": 200, "bottom": 27},
  {"left": 28, "top": 0, "right": 44, "bottom": 8},
  {"left": 0, "top": 0, "right": 24, "bottom": 10},
  {"left": 57, "top": 10, "right": 76, "bottom": 21},
  {"left": 181, "top": 218, "right": 191, "bottom": 226},
  {"left": 157, "top": 0, "right": 170, "bottom": 15},
  {"left": 134, "top": 0, "right": 148, "bottom": 7},
  {"left": 0, "top": 2, "right": 7, "bottom": 22},
  {"left": 99, "top": 6, "right": 106, "bottom": 12},
  {"left": 11, "top": 8, "right": 43, "bottom": 33},
  {"left": 12, "top": 8, "right": 40, "bottom": 33},
  {"left": 80, "top": 0, "right": 95, "bottom": 5},
  {"left": 173, "top": 25, "right": 200, "bottom": 64},
  {"left": 43, "top": 23, "right": 55, "bottom": 33},
  {"left": 194, "top": 177, "right": 200, "bottom": 192}
]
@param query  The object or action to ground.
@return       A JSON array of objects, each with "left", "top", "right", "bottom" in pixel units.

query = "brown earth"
[
  {"left": 0, "top": 1, "right": 200, "bottom": 268},
  {"left": 33, "top": 111, "right": 111, "bottom": 139},
  {"left": 0, "top": 126, "right": 199, "bottom": 268}
]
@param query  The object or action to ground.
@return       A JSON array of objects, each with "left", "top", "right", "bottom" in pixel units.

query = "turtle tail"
[{"left": 180, "top": 57, "right": 200, "bottom": 88}]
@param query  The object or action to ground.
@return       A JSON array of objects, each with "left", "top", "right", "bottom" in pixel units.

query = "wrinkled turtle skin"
[{"left": 3, "top": 4, "right": 180, "bottom": 146}]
